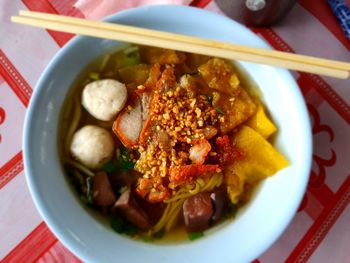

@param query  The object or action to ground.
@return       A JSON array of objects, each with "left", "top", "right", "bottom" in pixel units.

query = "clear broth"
[{"left": 58, "top": 45, "right": 269, "bottom": 243}]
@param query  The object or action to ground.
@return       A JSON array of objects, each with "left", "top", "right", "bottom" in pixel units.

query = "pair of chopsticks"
[{"left": 11, "top": 10, "right": 350, "bottom": 79}]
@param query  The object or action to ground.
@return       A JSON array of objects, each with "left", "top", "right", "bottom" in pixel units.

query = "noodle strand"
[
  {"left": 64, "top": 96, "right": 82, "bottom": 156},
  {"left": 64, "top": 158, "right": 94, "bottom": 177}
]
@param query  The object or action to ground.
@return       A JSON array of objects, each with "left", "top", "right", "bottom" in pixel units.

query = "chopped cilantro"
[
  {"left": 123, "top": 46, "right": 139, "bottom": 56},
  {"left": 111, "top": 216, "right": 124, "bottom": 233},
  {"left": 153, "top": 229, "right": 165, "bottom": 239},
  {"left": 89, "top": 72, "right": 100, "bottom": 80},
  {"left": 142, "top": 236, "right": 153, "bottom": 243},
  {"left": 224, "top": 203, "right": 238, "bottom": 219},
  {"left": 86, "top": 177, "right": 93, "bottom": 205},
  {"left": 80, "top": 194, "right": 88, "bottom": 204},
  {"left": 215, "top": 107, "right": 225, "bottom": 115},
  {"left": 121, "top": 46, "right": 140, "bottom": 66},
  {"left": 206, "top": 95, "right": 213, "bottom": 102},
  {"left": 123, "top": 223, "right": 138, "bottom": 236},
  {"left": 124, "top": 53, "right": 140, "bottom": 66},
  {"left": 103, "top": 162, "right": 117, "bottom": 174},
  {"left": 140, "top": 229, "right": 165, "bottom": 242},
  {"left": 188, "top": 231, "right": 204, "bottom": 241},
  {"left": 117, "top": 147, "right": 135, "bottom": 172},
  {"left": 110, "top": 216, "right": 138, "bottom": 237}
]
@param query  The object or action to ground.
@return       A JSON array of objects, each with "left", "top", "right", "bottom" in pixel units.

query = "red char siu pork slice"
[
  {"left": 141, "top": 92, "right": 152, "bottom": 122},
  {"left": 113, "top": 94, "right": 143, "bottom": 147},
  {"left": 183, "top": 192, "right": 213, "bottom": 232},
  {"left": 114, "top": 189, "right": 152, "bottom": 231},
  {"left": 113, "top": 92, "right": 153, "bottom": 148},
  {"left": 92, "top": 171, "right": 117, "bottom": 206}
]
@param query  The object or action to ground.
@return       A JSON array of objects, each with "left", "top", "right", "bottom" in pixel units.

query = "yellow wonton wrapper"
[
  {"left": 246, "top": 101, "right": 277, "bottom": 139},
  {"left": 218, "top": 88, "right": 257, "bottom": 134},
  {"left": 224, "top": 125, "right": 289, "bottom": 203}
]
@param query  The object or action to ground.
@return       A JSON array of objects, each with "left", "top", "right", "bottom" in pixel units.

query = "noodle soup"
[{"left": 59, "top": 45, "right": 288, "bottom": 241}]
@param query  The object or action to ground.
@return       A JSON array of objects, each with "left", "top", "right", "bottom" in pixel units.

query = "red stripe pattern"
[
  {"left": 38, "top": 241, "right": 82, "bottom": 263},
  {"left": 286, "top": 175, "right": 350, "bottom": 263},
  {"left": 21, "top": 0, "right": 81, "bottom": 47},
  {"left": 0, "top": 50, "right": 32, "bottom": 108},
  {"left": 252, "top": 21, "right": 350, "bottom": 262},
  {"left": 1, "top": 223, "right": 58, "bottom": 263},
  {"left": 0, "top": 106, "right": 5, "bottom": 144},
  {"left": 0, "top": 151, "right": 23, "bottom": 190}
]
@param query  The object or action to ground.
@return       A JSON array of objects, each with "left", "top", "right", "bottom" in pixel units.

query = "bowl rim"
[{"left": 23, "top": 5, "right": 312, "bottom": 263}]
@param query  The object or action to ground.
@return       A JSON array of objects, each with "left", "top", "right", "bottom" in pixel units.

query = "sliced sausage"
[
  {"left": 92, "top": 171, "right": 117, "bottom": 206},
  {"left": 183, "top": 192, "right": 213, "bottom": 232},
  {"left": 114, "top": 190, "right": 151, "bottom": 231}
]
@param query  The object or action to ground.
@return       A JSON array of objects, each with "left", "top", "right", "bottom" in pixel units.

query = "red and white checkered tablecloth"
[{"left": 0, "top": 0, "right": 349, "bottom": 262}]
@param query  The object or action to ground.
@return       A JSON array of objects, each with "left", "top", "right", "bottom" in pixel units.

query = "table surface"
[{"left": 1, "top": 0, "right": 349, "bottom": 262}]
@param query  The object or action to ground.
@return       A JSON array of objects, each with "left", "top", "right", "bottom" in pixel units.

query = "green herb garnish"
[
  {"left": 123, "top": 46, "right": 139, "bottom": 56},
  {"left": 142, "top": 236, "right": 153, "bottom": 243},
  {"left": 89, "top": 72, "right": 100, "bottom": 80},
  {"left": 224, "top": 203, "right": 238, "bottom": 219},
  {"left": 103, "top": 162, "right": 117, "bottom": 174},
  {"left": 123, "top": 223, "right": 138, "bottom": 236},
  {"left": 121, "top": 46, "right": 140, "bottom": 66},
  {"left": 86, "top": 177, "right": 93, "bottom": 205},
  {"left": 206, "top": 94, "right": 213, "bottom": 102},
  {"left": 153, "top": 229, "right": 165, "bottom": 239},
  {"left": 111, "top": 216, "right": 124, "bottom": 233},
  {"left": 188, "top": 231, "right": 204, "bottom": 241},
  {"left": 117, "top": 147, "right": 135, "bottom": 172},
  {"left": 110, "top": 216, "right": 137, "bottom": 236},
  {"left": 215, "top": 107, "right": 225, "bottom": 115}
]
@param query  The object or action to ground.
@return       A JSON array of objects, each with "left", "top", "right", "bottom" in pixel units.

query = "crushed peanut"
[
  {"left": 137, "top": 85, "right": 146, "bottom": 90},
  {"left": 135, "top": 66, "right": 220, "bottom": 200}
]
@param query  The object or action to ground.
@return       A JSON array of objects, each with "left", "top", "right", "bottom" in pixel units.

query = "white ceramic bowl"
[{"left": 23, "top": 5, "right": 312, "bottom": 263}]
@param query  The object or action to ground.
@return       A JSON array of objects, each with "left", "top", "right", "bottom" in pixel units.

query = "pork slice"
[
  {"left": 114, "top": 190, "right": 151, "bottom": 231},
  {"left": 183, "top": 192, "right": 213, "bottom": 232},
  {"left": 113, "top": 95, "right": 142, "bottom": 147},
  {"left": 141, "top": 92, "right": 152, "bottom": 121},
  {"left": 92, "top": 171, "right": 117, "bottom": 206}
]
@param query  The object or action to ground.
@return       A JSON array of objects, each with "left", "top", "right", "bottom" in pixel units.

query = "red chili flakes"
[
  {"left": 216, "top": 135, "right": 244, "bottom": 165},
  {"left": 169, "top": 164, "right": 220, "bottom": 185}
]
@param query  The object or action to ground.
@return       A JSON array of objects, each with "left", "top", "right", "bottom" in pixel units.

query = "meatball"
[
  {"left": 82, "top": 79, "right": 127, "bottom": 121},
  {"left": 70, "top": 125, "right": 114, "bottom": 169}
]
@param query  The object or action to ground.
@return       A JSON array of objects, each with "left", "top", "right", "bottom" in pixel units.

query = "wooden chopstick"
[
  {"left": 11, "top": 11, "right": 350, "bottom": 79},
  {"left": 18, "top": 10, "right": 350, "bottom": 73},
  {"left": 11, "top": 12, "right": 350, "bottom": 79}
]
